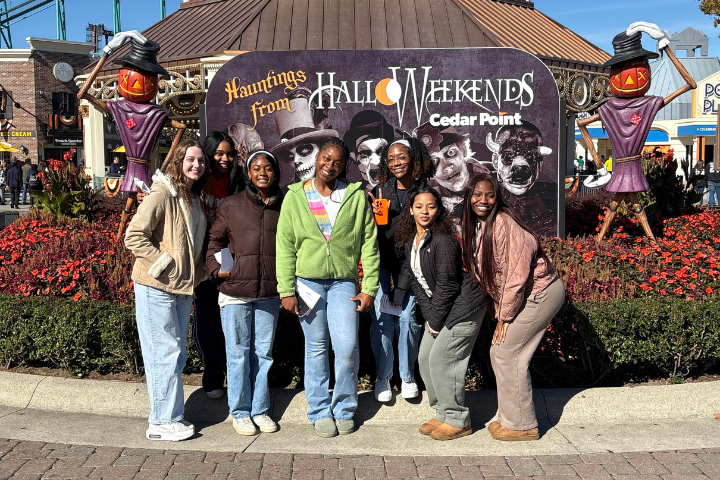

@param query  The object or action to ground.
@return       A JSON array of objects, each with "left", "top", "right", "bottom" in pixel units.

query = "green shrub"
[
  {"left": 532, "top": 298, "right": 720, "bottom": 386},
  {"left": 0, "top": 295, "right": 140, "bottom": 375},
  {"left": 0, "top": 294, "right": 718, "bottom": 386}
]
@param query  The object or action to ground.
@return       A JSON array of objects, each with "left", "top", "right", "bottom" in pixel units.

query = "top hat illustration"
[
  {"left": 270, "top": 96, "right": 338, "bottom": 154},
  {"left": 413, "top": 122, "right": 468, "bottom": 153},
  {"left": 343, "top": 110, "right": 395, "bottom": 152},
  {"left": 603, "top": 31, "right": 659, "bottom": 67},
  {"left": 438, "top": 127, "right": 468, "bottom": 150},
  {"left": 113, "top": 38, "right": 169, "bottom": 75}
]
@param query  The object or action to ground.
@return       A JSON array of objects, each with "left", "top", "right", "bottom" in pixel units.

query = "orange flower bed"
[
  {"left": 548, "top": 209, "right": 720, "bottom": 302},
  {"left": 0, "top": 202, "right": 133, "bottom": 303}
]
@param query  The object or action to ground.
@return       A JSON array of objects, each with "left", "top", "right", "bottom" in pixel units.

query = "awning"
[
  {"left": 0, "top": 142, "right": 19, "bottom": 153},
  {"left": 678, "top": 124, "right": 716, "bottom": 137},
  {"left": 576, "top": 128, "right": 670, "bottom": 142},
  {"left": 112, "top": 145, "right": 169, "bottom": 154}
]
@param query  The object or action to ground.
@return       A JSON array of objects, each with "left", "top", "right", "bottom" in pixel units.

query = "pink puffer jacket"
[{"left": 474, "top": 212, "right": 558, "bottom": 323}]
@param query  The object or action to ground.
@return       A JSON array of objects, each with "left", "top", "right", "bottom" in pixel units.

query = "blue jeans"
[
  {"left": 220, "top": 299, "right": 280, "bottom": 419},
  {"left": 21, "top": 184, "right": 28, "bottom": 203},
  {"left": 297, "top": 278, "right": 359, "bottom": 423},
  {"left": 134, "top": 282, "right": 194, "bottom": 425},
  {"left": 370, "top": 268, "right": 421, "bottom": 383},
  {"left": 708, "top": 181, "right": 720, "bottom": 206}
]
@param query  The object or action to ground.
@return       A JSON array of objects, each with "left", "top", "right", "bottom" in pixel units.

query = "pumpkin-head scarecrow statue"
[
  {"left": 78, "top": 30, "right": 187, "bottom": 237},
  {"left": 578, "top": 22, "right": 696, "bottom": 241}
]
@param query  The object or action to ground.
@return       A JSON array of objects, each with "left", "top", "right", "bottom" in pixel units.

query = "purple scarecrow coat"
[
  {"left": 107, "top": 100, "right": 168, "bottom": 193},
  {"left": 598, "top": 96, "right": 664, "bottom": 193}
]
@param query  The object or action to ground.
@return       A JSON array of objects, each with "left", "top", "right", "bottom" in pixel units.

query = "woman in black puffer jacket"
[{"left": 395, "top": 186, "right": 488, "bottom": 442}]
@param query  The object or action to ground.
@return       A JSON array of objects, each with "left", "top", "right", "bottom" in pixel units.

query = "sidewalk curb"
[{"left": 0, "top": 372, "right": 717, "bottom": 425}]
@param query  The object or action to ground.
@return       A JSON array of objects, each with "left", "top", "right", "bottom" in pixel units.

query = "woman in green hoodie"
[{"left": 277, "top": 137, "right": 380, "bottom": 438}]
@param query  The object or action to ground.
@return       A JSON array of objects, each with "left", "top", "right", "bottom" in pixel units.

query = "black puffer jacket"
[
  {"left": 398, "top": 231, "right": 488, "bottom": 331},
  {"left": 370, "top": 177, "right": 425, "bottom": 273}
]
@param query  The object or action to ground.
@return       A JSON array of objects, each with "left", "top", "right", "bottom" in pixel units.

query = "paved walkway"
[{"left": 1, "top": 439, "right": 719, "bottom": 480}]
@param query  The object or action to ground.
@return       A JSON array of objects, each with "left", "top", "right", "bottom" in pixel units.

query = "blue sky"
[{"left": 3, "top": 0, "right": 720, "bottom": 59}]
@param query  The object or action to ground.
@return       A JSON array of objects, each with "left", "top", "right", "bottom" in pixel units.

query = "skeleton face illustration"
[
  {"left": 289, "top": 142, "right": 320, "bottom": 181},
  {"left": 354, "top": 137, "right": 387, "bottom": 189}
]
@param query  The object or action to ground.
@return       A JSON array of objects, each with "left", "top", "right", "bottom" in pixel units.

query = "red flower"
[{"left": 72, "top": 292, "right": 81, "bottom": 301}]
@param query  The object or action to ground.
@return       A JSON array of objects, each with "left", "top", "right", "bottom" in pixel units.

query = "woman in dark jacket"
[
  {"left": 395, "top": 186, "right": 488, "bottom": 441},
  {"left": 368, "top": 137, "right": 434, "bottom": 402},
  {"left": 205, "top": 150, "right": 283, "bottom": 437}
]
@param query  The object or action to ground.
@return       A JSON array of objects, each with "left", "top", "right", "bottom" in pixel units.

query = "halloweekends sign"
[{"left": 206, "top": 48, "right": 561, "bottom": 237}]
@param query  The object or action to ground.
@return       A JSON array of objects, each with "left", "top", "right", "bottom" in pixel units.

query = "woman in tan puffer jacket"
[
  {"left": 461, "top": 173, "right": 565, "bottom": 442},
  {"left": 124, "top": 139, "right": 207, "bottom": 442}
]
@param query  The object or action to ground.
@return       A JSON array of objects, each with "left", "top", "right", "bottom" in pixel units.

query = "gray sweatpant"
[
  {"left": 418, "top": 309, "right": 485, "bottom": 429},
  {"left": 491, "top": 277, "right": 565, "bottom": 431}
]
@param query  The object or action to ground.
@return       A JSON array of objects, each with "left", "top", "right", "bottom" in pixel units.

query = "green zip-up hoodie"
[{"left": 276, "top": 179, "right": 380, "bottom": 298}]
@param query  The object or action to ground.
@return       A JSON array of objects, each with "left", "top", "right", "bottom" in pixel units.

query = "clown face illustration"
[{"left": 355, "top": 137, "right": 387, "bottom": 189}]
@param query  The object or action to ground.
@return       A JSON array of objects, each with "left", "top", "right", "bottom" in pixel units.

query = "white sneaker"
[
  {"left": 252, "top": 414, "right": 278, "bottom": 433},
  {"left": 374, "top": 380, "right": 392, "bottom": 402},
  {"left": 206, "top": 388, "right": 224, "bottom": 399},
  {"left": 232, "top": 416, "right": 259, "bottom": 436},
  {"left": 401, "top": 381, "right": 419, "bottom": 399},
  {"left": 146, "top": 420, "right": 194, "bottom": 441}
]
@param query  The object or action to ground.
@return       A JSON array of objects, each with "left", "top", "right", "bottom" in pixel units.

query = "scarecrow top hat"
[
  {"left": 603, "top": 31, "right": 659, "bottom": 67},
  {"left": 343, "top": 110, "right": 395, "bottom": 152},
  {"left": 113, "top": 38, "right": 168, "bottom": 75},
  {"left": 270, "top": 96, "right": 338, "bottom": 154}
]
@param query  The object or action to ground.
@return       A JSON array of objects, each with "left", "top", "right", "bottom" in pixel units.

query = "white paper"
[
  {"left": 214, "top": 248, "right": 233, "bottom": 273},
  {"left": 133, "top": 178, "right": 152, "bottom": 194},
  {"left": 378, "top": 294, "right": 402, "bottom": 316},
  {"left": 296, "top": 279, "right": 321, "bottom": 310}
]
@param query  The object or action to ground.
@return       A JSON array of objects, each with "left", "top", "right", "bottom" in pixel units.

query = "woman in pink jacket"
[{"left": 461, "top": 173, "right": 564, "bottom": 441}]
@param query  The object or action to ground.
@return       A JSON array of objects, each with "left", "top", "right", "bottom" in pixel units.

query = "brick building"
[{"left": 0, "top": 38, "right": 94, "bottom": 164}]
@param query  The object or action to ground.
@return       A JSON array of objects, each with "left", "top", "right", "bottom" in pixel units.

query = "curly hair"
[
  {"left": 460, "top": 173, "right": 545, "bottom": 296},
  {"left": 376, "top": 137, "right": 434, "bottom": 185},
  {"left": 164, "top": 138, "right": 207, "bottom": 211},
  {"left": 393, "top": 186, "right": 456, "bottom": 248}
]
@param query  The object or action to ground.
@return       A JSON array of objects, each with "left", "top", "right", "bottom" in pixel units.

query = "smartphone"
[{"left": 297, "top": 295, "right": 310, "bottom": 317}]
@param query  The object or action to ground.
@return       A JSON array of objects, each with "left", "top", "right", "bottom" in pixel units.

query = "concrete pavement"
[{"left": 0, "top": 372, "right": 718, "bottom": 456}]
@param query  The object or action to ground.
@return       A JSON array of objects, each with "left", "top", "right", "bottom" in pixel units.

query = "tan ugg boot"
[
  {"left": 487, "top": 420, "right": 502, "bottom": 435},
  {"left": 419, "top": 418, "right": 442, "bottom": 436},
  {"left": 430, "top": 422, "right": 473, "bottom": 441},
  {"left": 490, "top": 424, "right": 540, "bottom": 441}
]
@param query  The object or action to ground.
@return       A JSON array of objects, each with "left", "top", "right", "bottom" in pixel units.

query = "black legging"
[{"left": 192, "top": 279, "right": 227, "bottom": 392}]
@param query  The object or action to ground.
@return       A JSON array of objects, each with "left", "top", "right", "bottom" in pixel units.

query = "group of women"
[{"left": 124, "top": 131, "right": 565, "bottom": 443}]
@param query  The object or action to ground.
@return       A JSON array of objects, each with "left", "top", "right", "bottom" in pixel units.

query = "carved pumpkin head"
[
  {"left": 118, "top": 68, "right": 158, "bottom": 103},
  {"left": 610, "top": 60, "right": 651, "bottom": 98}
]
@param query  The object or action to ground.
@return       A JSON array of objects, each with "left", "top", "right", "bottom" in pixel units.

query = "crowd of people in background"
[
  {"left": 0, "top": 157, "right": 45, "bottom": 208},
  {"left": 124, "top": 131, "right": 564, "bottom": 443}
]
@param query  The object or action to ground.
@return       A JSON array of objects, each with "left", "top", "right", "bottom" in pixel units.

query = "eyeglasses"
[{"left": 387, "top": 154, "right": 410, "bottom": 165}]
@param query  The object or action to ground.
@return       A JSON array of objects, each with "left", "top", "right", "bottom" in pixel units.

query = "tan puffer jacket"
[
  {"left": 125, "top": 172, "right": 206, "bottom": 295},
  {"left": 475, "top": 211, "right": 557, "bottom": 323}
]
